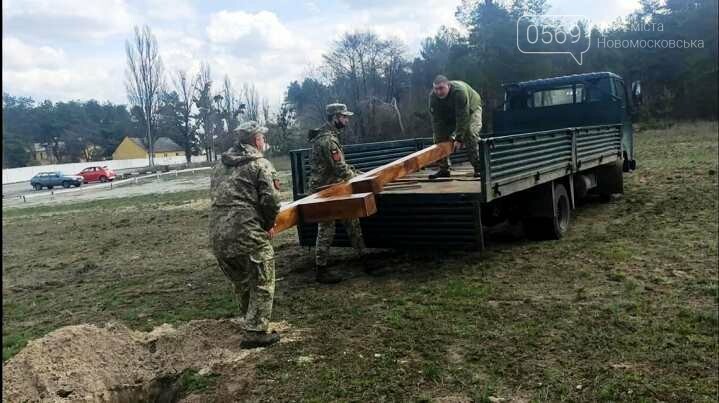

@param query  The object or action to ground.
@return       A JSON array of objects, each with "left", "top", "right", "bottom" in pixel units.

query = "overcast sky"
[{"left": 2, "top": 0, "right": 641, "bottom": 107}]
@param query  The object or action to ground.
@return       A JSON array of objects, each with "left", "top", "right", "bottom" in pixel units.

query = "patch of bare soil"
[{"left": 2, "top": 320, "right": 295, "bottom": 402}]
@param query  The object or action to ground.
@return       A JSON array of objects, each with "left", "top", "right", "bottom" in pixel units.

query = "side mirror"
[{"left": 631, "top": 80, "right": 642, "bottom": 106}]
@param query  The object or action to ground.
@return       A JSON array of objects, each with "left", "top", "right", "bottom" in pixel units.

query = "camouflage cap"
[
  {"left": 325, "top": 103, "right": 354, "bottom": 116},
  {"left": 235, "top": 120, "right": 269, "bottom": 142}
]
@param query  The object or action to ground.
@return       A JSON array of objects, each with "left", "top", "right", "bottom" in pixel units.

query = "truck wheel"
[
  {"left": 33, "top": 183, "right": 42, "bottom": 191},
  {"left": 62, "top": 181, "right": 71, "bottom": 188},
  {"left": 100, "top": 176, "right": 108, "bottom": 182},
  {"left": 523, "top": 184, "right": 570, "bottom": 240},
  {"left": 598, "top": 160, "right": 624, "bottom": 203}
]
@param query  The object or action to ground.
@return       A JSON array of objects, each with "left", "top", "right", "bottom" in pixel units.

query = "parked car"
[
  {"left": 30, "top": 172, "right": 84, "bottom": 190},
  {"left": 76, "top": 166, "right": 116, "bottom": 183}
]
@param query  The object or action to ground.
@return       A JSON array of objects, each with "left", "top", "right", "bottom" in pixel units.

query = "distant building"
[
  {"left": 30, "top": 142, "right": 64, "bottom": 164},
  {"left": 112, "top": 136, "right": 185, "bottom": 160}
]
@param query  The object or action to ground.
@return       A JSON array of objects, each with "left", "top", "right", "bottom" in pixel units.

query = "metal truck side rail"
[{"left": 479, "top": 124, "right": 623, "bottom": 202}]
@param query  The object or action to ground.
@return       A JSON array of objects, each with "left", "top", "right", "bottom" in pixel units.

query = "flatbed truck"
[{"left": 289, "top": 72, "right": 639, "bottom": 249}]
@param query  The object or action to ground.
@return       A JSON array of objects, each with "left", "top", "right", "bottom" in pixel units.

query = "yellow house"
[{"left": 112, "top": 136, "right": 185, "bottom": 160}]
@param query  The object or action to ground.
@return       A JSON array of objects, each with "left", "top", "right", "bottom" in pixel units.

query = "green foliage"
[
  {"left": 3, "top": 134, "right": 31, "bottom": 168},
  {"left": 2, "top": 93, "right": 142, "bottom": 165}
]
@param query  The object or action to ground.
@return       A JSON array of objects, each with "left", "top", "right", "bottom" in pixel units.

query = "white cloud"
[
  {"left": 145, "top": 0, "right": 195, "bottom": 21},
  {"left": 304, "top": 1, "right": 321, "bottom": 14},
  {"left": 2, "top": 37, "right": 66, "bottom": 70},
  {"left": 152, "top": 28, "right": 207, "bottom": 76},
  {"left": 2, "top": 58, "right": 125, "bottom": 103},
  {"left": 201, "top": 9, "right": 324, "bottom": 105},
  {"left": 2, "top": 0, "right": 132, "bottom": 41},
  {"left": 298, "top": 0, "right": 464, "bottom": 55},
  {"left": 207, "top": 10, "right": 295, "bottom": 52}
]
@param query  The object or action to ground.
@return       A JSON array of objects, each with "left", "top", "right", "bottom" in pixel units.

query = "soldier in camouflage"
[
  {"left": 308, "top": 103, "right": 366, "bottom": 284},
  {"left": 428, "top": 75, "right": 484, "bottom": 179},
  {"left": 209, "top": 121, "right": 283, "bottom": 349}
]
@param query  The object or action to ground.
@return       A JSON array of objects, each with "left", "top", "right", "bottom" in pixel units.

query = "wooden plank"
[
  {"left": 272, "top": 182, "right": 354, "bottom": 233},
  {"left": 300, "top": 192, "right": 377, "bottom": 223},
  {"left": 271, "top": 141, "right": 454, "bottom": 233}
]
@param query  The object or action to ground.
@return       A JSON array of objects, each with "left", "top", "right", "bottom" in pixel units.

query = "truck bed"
[
  {"left": 289, "top": 124, "right": 624, "bottom": 249},
  {"left": 380, "top": 164, "right": 482, "bottom": 195}
]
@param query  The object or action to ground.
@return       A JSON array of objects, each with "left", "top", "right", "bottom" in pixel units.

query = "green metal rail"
[{"left": 480, "top": 124, "right": 623, "bottom": 202}]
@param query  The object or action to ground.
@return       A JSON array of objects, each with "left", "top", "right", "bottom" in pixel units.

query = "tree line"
[
  {"left": 284, "top": 0, "right": 717, "bottom": 146},
  {"left": 3, "top": 0, "right": 716, "bottom": 168}
]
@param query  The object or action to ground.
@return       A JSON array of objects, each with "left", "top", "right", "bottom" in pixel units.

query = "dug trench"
[{"left": 2, "top": 319, "right": 298, "bottom": 402}]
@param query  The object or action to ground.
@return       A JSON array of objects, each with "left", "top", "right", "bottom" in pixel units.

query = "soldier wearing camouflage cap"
[
  {"left": 209, "top": 120, "right": 282, "bottom": 348},
  {"left": 307, "top": 103, "right": 366, "bottom": 284}
]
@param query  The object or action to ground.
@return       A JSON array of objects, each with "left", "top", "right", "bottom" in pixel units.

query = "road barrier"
[
  {"left": 7, "top": 167, "right": 292, "bottom": 204},
  {"left": 9, "top": 166, "right": 213, "bottom": 203}
]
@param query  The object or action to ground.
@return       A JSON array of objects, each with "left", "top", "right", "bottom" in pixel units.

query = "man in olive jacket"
[
  {"left": 209, "top": 121, "right": 282, "bottom": 349},
  {"left": 428, "top": 75, "right": 483, "bottom": 179}
]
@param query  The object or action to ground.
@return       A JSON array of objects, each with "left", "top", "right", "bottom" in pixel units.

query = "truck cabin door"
[{"left": 612, "top": 78, "right": 635, "bottom": 165}]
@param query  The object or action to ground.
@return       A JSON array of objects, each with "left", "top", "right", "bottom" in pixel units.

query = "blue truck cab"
[{"left": 494, "top": 72, "right": 637, "bottom": 171}]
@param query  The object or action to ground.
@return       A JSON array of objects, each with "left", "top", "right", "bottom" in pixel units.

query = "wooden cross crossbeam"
[{"left": 271, "top": 141, "right": 454, "bottom": 234}]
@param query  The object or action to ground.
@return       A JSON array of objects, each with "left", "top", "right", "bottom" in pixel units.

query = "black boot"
[
  {"left": 428, "top": 170, "right": 451, "bottom": 180},
  {"left": 240, "top": 330, "right": 280, "bottom": 349},
  {"left": 316, "top": 265, "right": 342, "bottom": 284}
]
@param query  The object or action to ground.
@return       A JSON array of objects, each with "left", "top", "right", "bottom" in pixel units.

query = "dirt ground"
[{"left": 2, "top": 122, "right": 718, "bottom": 402}]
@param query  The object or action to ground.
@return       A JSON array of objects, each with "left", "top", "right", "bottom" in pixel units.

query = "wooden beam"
[
  {"left": 300, "top": 192, "right": 377, "bottom": 223},
  {"left": 271, "top": 141, "right": 454, "bottom": 233}
]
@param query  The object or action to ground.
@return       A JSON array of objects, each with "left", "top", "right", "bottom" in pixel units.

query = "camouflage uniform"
[
  {"left": 429, "top": 80, "right": 483, "bottom": 173},
  {"left": 309, "top": 105, "right": 365, "bottom": 267},
  {"left": 209, "top": 125, "right": 281, "bottom": 332}
]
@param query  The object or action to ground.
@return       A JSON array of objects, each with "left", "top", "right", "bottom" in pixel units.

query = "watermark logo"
[{"left": 516, "top": 15, "right": 591, "bottom": 65}]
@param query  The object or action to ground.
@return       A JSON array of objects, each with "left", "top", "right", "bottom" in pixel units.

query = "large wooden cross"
[{"left": 272, "top": 141, "right": 454, "bottom": 234}]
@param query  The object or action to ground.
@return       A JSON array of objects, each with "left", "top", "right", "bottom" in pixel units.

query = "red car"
[{"left": 77, "top": 166, "right": 116, "bottom": 183}]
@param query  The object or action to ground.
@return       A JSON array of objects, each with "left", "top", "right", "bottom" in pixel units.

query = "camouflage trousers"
[
  {"left": 216, "top": 250, "right": 275, "bottom": 332},
  {"left": 435, "top": 108, "right": 483, "bottom": 173},
  {"left": 315, "top": 219, "right": 365, "bottom": 267}
]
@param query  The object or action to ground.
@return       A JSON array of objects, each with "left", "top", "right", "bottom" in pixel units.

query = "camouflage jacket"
[
  {"left": 428, "top": 80, "right": 483, "bottom": 141},
  {"left": 308, "top": 122, "right": 358, "bottom": 192},
  {"left": 209, "top": 144, "right": 281, "bottom": 259}
]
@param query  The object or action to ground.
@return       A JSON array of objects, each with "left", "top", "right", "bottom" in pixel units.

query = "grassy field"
[{"left": 2, "top": 121, "right": 717, "bottom": 401}]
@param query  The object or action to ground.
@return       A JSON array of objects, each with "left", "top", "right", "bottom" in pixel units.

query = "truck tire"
[
  {"left": 33, "top": 183, "right": 42, "bottom": 191},
  {"left": 598, "top": 160, "right": 623, "bottom": 203},
  {"left": 523, "top": 183, "right": 570, "bottom": 240},
  {"left": 62, "top": 181, "right": 71, "bottom": 188}
]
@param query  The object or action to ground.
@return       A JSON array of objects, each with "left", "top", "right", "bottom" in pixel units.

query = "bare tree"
[
  {"left": 125, "top": 25, "right": 165, "bottom": 167},
  {"left": 241, "top": 83, "right": 260, "bottom": 122},
  {"left": 322, "top": 31, "right": 409, "bottom": 142},
  {"left": 261, "top": 97, "right": 271, "bottom": 125},
  {"left": 221, "top": 75, "right": 245, "bottom": 132},
  {"left": 193, "top": 62, "right": 215, "bottom": 162},
  {"left": 172, "top": 70, "right": 198, "bottom": 164}
]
